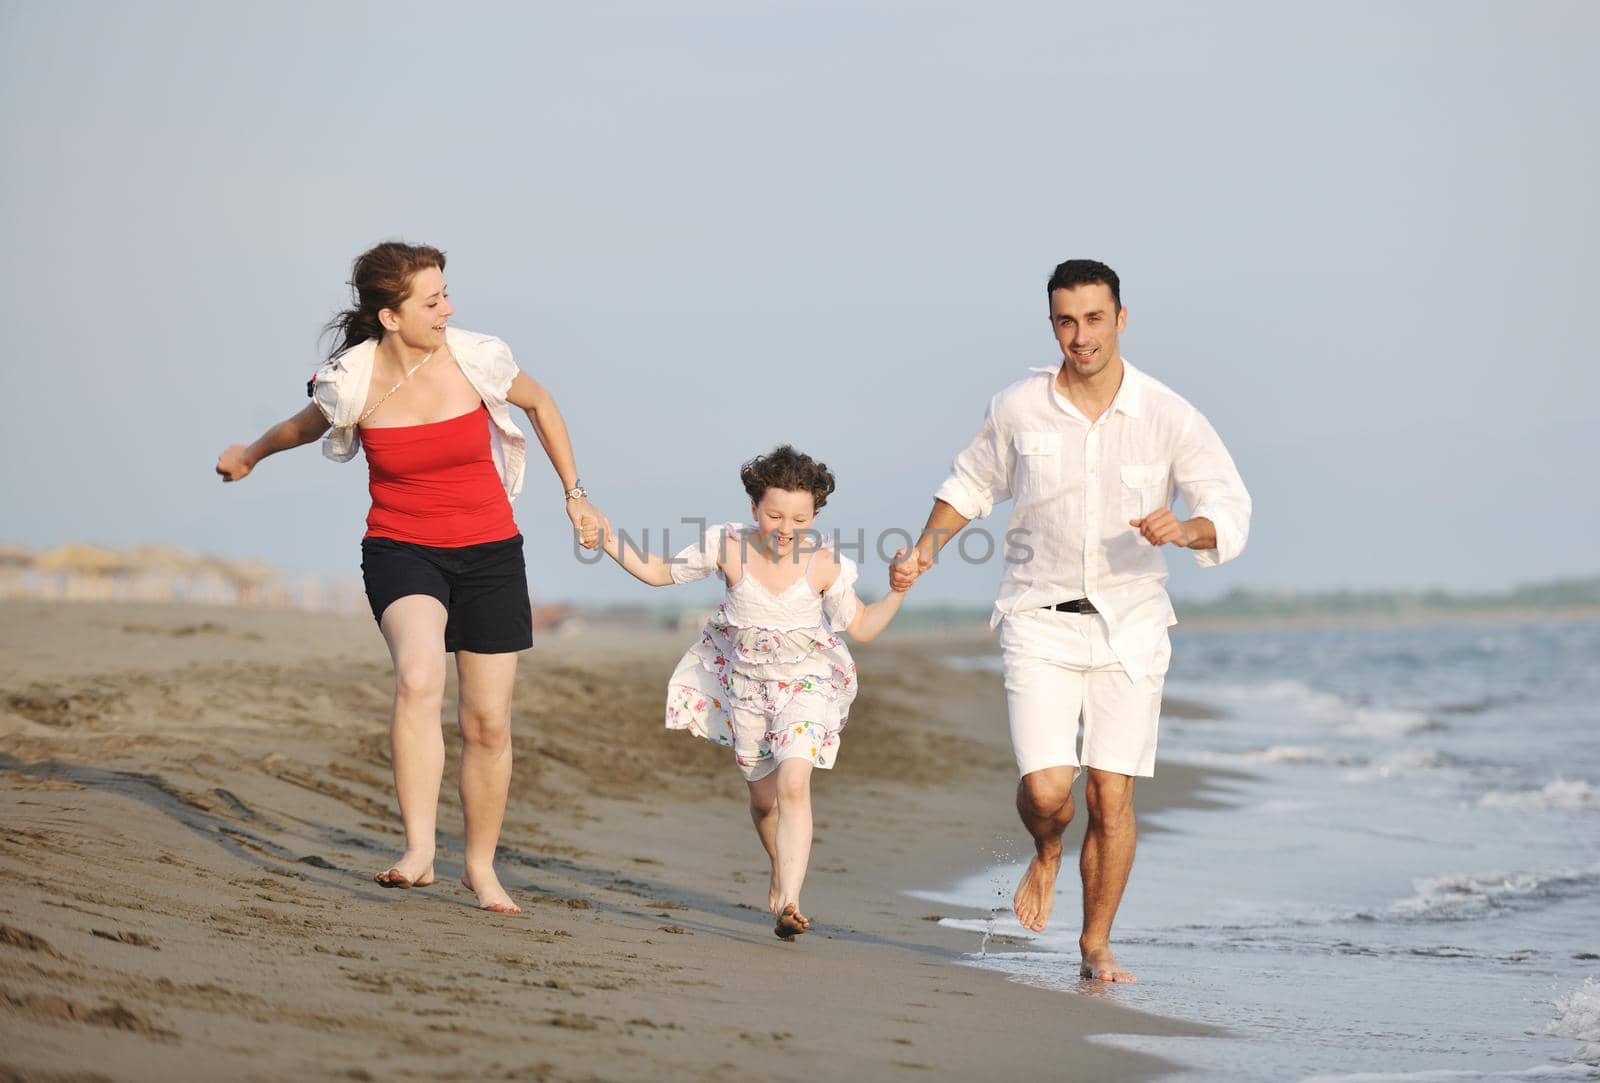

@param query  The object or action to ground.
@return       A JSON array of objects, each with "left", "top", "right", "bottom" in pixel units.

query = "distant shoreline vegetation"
[
  {"left": 836, "top": 575, "right": 1600, "bottom": 630},
  {"left": 1175, "top": 576, "right": 1600, "bottom": 621}
]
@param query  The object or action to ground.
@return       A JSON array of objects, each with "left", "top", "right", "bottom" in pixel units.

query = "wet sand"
[{"left": 1, "top": 599, "right": 1222, "bottom": 1081}]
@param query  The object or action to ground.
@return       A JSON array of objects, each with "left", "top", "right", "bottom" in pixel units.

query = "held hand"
[
  {"left": 216, "top": 445, "right": 252, "bottom": 482},
  {"left": 567, "top": 498, "right": 611, "bottom": 551},
  {"left": 888, "top": 546, "right": 934, "bottom": 592},
  {"left": 1129, "top": 508, "right": 1191, "bottom": 548}
]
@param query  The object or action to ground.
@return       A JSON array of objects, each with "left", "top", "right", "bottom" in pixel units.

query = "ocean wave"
[
  {"left": 1340, "top": 705, "right": 1440, "bottom": 737},
  {"left": 1166, "top": 677, "right": 1339, "bottom": 710},
  {"left": 1542, "top": 977, "right": 1600, "bottom": 1064},
  {"left": 1391, "top": 865, "right": 1600, "bottom": 922},
  {"left": 942, "top": 654, "right": 1002, "bottom": 674},
  {"left": 1301, "top": 1064, "right": 1600, "bottom": 1081},
  {"left": 1176, "top": 745, "right": 1363, "bottom": 768},
  {"left": 1343, "top": 747, "right": 1464, "bottom": 781},
  {"left": 1480, "top": 780, "right": 1598, "bottom": 812}
]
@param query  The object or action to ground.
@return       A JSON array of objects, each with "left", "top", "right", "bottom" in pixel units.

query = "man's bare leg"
[
  {"left": 1013, "top": 765, "right": 1078, "bottom": 932},
  {"left": 374, "top": 596, "right": 448, "bottom": 888},
  {"left": 1079, "top": 767, "right": 1137, "bottom": 982},
  {"left": 746, "top": 773, "right": 781, "bottom": 914},
  {"left": 455, "top": 649, "right": 520, "bottom": 914}
]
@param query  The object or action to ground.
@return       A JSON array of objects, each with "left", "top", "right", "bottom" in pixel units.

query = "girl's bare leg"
[
  {"left": 747, "top": 773, "right": 780, "bottom": 913},
  {"left": 454, "top": 648, "right": 520, "bottom": 913},
  {"left": 773, "top": 758, "right": 815, "bottom": 933},
  {"left": 375, "top": 596, "right": 449, "bottom": 887}
]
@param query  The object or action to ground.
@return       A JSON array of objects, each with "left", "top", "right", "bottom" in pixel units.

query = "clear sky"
[{"left": 2, "top": 1, "right": 1596, "bottom": 607}]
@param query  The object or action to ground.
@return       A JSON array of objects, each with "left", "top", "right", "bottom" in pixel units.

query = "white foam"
[
  {"left": 1166, "top": 677, "right": 1338, "bottom": 711},
  {"left": 1301, "top": 1065, "right": 1599, "bottom": 1081},
  {"left": 1344, "top": 747, "right": 1456, "bottom": 781},
  {"left": 1542, "top": 977, "right": 1600, "bottom": 1063},
  {"left": 942, "top": 654, "right": 1003, "bottom": 674},
  {"left": 1340, "top": 705, "right": 1436, "bottom": 737},
  {"left": 1177, "top": 744, "right": 1356, "bottom": 767},
  {"left": 1392, "top": 865, "right": 1600, "bottom": 921},
  {"left": 1480, "top": 780, "right": 1599, "bottom": 812}
]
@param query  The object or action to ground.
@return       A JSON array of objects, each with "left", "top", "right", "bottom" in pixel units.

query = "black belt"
[{"left": 1045, "top": 598, "right": 1098, "bottom": 614}]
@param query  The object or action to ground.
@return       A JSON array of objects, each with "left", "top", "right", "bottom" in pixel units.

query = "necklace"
[{"left": 355, "top": 348, "right": 436, "bottom": 426}]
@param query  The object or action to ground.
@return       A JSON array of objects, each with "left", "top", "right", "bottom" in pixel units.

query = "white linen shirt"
[
  {"left": 308, "top": 327, "right": 529, "bottom": 499},
  {"left": 934, "top": 360, "right": 1251, "bottom": 681}
]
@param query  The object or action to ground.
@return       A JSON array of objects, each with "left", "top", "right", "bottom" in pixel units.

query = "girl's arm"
[
  {"left": 506, "top": 371, "right": 609, "bottom": 550},
  {"left": 216, "top": 403, "right": 330, "bottom": 482},
  {"left": 845, "top": 587, "right": 906, "bottom": 643},
  {"left": 817, "top": 548, "right": 907, "bottom": 643},
  {"left": 600, "top": 530, "right": 679, "bottom": 587}
]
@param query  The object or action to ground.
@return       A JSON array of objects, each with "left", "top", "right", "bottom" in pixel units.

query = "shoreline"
[{"left": 1, "top": 601, "right": 1223, "bottom": 1081}]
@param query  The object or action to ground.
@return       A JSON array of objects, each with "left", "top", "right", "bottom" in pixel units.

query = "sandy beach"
[{"left": 1, "top": 599, "right": 1222, "bottom": 1082}]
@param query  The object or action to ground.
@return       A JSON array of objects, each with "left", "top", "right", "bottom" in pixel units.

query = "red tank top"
[{"left": 361, "top": 404, "right": 518, "bottom": 547}]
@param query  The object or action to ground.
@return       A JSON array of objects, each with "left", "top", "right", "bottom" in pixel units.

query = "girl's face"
[
  {"left": 380, "top": 265, "right": 453, "bottom": 350},
  {"left": 750, "top": 487, "right": 817, "bottom": 559}
]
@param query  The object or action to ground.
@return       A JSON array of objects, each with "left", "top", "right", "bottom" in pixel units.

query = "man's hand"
[
  {"left": 216, "top": 445, "right": 253, "bottom": 482},
  {"left": 1129, "top": 508, "right": 1194, "bottom": 548},
  {"left": 889, "top": 546, "right": 934, "bottom": 592},
  {"left": 568, "top": 498, "right": 612, "bottom": 551}
]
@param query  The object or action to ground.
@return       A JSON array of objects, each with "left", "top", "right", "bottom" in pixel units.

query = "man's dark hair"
[
  {"left": 1046, "top": 259, "right": 1121, "bottom": 310},
  {"left": 739, "top": 445, "right": 837, "bottom": 510}
]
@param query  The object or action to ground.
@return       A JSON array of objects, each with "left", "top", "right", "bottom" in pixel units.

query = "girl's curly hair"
[{"left": 739, "top": 445, "right": 837, "bottom": 510}]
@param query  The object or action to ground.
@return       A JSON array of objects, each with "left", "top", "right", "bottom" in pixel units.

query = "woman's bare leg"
[
  {"left": 454, "top": 648, "right": 520, "bottom": 913},
  {"left": 375, "top": 596, "right": 449, "bottom": 887}
]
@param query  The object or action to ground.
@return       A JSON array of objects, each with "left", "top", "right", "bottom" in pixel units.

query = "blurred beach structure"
[
  {"left": 5, "top": 539, "right": 1595, "bottom": 633},
  {"left": 0, "top": 541, "right": 367, "bottom": 613}
]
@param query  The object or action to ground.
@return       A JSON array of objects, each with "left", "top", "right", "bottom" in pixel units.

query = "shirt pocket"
[
  {"left": 1012, "top": 431, "right": 1062, "bottom": 502},
  {"left": 1120, "top": 462, "right": 1169, "bottom": 519}
]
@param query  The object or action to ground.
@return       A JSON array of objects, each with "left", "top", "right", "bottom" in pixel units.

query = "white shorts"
[{"left": 996, "top": 608, "right": 1170, "bottom": 779}]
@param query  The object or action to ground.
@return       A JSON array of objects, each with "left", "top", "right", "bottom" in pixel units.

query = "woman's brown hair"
[{"left": 324, "top": 241, "right": 446, "bottom": 359}]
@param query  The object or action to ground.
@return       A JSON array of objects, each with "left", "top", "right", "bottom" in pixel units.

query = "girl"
[
  {"left": 601, "top": 445, "right": 905, "bottom": 938},
  {"left": 215, "top": 241, "right": 607, "bottom": 914}
]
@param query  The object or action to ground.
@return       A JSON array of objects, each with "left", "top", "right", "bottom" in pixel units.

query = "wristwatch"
[{"left": 564, "top": 481, "right": 587, "bottom": 502}]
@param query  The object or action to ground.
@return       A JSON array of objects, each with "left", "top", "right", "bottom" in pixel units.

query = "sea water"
[{"left": 918, "top": 617, "right": 1600, "bottom": 1081}]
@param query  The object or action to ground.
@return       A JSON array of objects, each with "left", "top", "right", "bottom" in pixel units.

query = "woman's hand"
[
  {"left": 567, "top": 497, "right": 611, "bottom": 550},
  {"left": 216, "top": 445, "right": 254, "bottom": 482}
]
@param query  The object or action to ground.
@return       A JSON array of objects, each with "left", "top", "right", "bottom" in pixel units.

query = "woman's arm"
[
  {"left": 845, "top": 588, "right": 906, "bottom": 643},
  {"left": 506, "top": 371, "right": 608, "bottom": 549},
  {"left": 216, "top": 403, "right": 330, "bottom": 482}
]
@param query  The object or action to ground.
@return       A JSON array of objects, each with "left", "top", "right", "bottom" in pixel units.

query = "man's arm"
[
  {"left": 1157, "top": 408, "right": 1251, "bottom": 564},
  {"left": 1128, "top": 509, "right": 1215, "bottom": 550},
  {"left": 890, "top": 500, "right": 970, "bottom": 590}
]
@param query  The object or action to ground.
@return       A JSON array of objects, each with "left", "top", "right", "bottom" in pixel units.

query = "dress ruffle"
[{"left": 664, "top": 603, "right": 858, "bottom": 770}]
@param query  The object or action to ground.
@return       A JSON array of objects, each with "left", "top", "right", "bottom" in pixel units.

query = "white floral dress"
[{"left": 664, "top": 523, "right": 861, "bottom": 782}]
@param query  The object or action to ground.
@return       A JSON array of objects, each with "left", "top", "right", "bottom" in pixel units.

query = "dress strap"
[{"left": 803, "top": 537, "right": 825, "bottom": 590}]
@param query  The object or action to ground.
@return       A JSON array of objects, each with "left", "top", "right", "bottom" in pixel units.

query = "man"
[{"left": 891, "top": 259, "right": 1250, "bottom": 983}]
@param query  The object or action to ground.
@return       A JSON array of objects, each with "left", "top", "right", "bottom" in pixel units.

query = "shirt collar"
[
  {"left": 1034, "top": 358, "right": 1143, "bottom": 419},
  {"left": 1109, "top": 359, "right": 1143, "bottom": 417}
]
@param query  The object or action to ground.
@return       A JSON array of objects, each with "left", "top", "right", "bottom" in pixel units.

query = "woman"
[{"left": 216, "top": 241, "right": 606, "bottom": 914}]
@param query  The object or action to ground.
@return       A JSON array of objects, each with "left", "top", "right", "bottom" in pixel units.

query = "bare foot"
[
  {"left": 460, "top": 868, "right": 521, "bottom": 914},
  {"left": 774, "top": 903, "right": 810, "bottom": 940},
  {"left": 373, "top": 853, "right": 435, "bottom": 888},
  {"left": 1013, "top": 848, "right": 1062, "bottom": 932},
  {"left": 1080, "top": 945, "right": 1136, "bottom": 983}
]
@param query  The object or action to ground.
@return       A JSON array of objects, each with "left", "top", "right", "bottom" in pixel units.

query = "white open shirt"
[{"left": 934, "top": 360, "right": 1251, "bottom": 681}]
